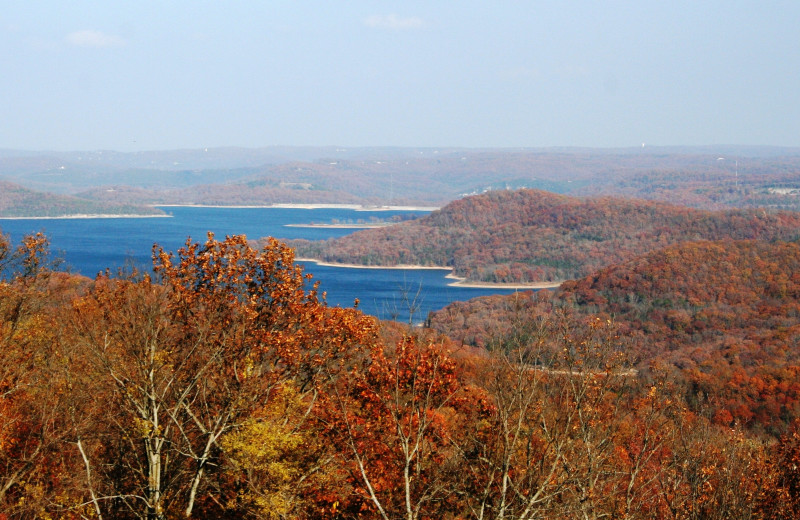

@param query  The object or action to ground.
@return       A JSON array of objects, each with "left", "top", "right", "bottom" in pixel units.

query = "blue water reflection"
[{"left": 0, "top": 207, "right": 522, "bottom": 321}]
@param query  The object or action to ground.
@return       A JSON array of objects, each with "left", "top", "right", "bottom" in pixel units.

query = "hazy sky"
[{"left": 2, "top": 2, "right": 799, "bottom": 151}]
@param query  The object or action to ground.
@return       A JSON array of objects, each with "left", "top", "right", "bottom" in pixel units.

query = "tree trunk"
[{"left": 146, "top": 437, "right": 164, "bottom": 520}]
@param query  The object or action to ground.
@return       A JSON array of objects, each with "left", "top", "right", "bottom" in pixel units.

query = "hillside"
[
  {"left": 4, "top": 147, "right": 800, "bottom": 210},
  {"left": 579, "top": 163, "right": 800, "bottom": 211},
  {"left": 85, "top": 150, "right": 800, "bottom": 209},
  {"left": 286, "top": 189, "right": 800, "bottom": 283},
  {"left": 0, "top": 180, "right": 165, "bottom": 218},
  {"left": 429, "top": 239, "right": 800, "bottom": 434},
  {"left": 74, "top": 151, "right": 602, "bottom": 206}
]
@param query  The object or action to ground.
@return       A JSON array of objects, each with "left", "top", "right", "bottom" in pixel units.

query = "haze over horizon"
[{"left": 3, "top": 2, "right": 799, "bottom": 152}]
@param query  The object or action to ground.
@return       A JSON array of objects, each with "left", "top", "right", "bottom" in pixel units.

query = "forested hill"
[
  {"left": 0, "top": 180, "right": 165, "bottom": 218},
  {"left": 4, "top": 147, "right": 800, "bottom": 210},
  {"left": 286, "top": 189, "right": 800, "bottom": 283},
  {"left": 429, "top": 239, "right": 800, "bottom": 434}
]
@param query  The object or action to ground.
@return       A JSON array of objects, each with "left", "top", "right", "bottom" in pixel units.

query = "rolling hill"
[
  {"left": 285, "top": 189, "right": 800, "bottom": 283},
  {"left": 428, "top": 239, "right": 800, "bottom": 434},
  {"left": 2, "top": 146, "right": 798, "bottom": 210}
]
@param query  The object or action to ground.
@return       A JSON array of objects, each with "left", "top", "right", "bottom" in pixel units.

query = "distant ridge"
[{"left": 2, "top": 146, "right": 800, "bottom": 209}]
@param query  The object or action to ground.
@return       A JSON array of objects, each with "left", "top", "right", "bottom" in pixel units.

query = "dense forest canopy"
[
  {"left": 287, "top": 189, "right": 800, "bottom": 283},
  {"left": 429, "top": 239, "right": 800, "bottom": 435},
  {"left": 1, "top": 223, "right": 800, "bottom": 517}
]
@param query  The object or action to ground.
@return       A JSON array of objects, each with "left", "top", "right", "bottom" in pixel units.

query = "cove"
[{"left": 0, "top": 206, "right": 523, "bottom": 322}]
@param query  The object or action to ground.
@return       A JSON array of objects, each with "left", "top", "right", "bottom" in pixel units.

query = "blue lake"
[{"left": 0, "top": 206, "right": 523, "bottom": 322}]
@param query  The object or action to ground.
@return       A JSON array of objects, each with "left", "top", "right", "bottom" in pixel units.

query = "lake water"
[{"left": 0, "top": 206, "right": 523, "bottom": 322}]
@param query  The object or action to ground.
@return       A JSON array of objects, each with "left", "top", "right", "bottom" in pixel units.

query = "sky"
[{"left": 2, "top": 1, "right": 799, "bottom": 151}]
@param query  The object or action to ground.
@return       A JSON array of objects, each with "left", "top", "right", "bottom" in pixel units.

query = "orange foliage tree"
[
  {"left": 321, "top": 334, "right": 477, "bottom": 520},
  {"left": 65, "top": 234, "right": 376, "bottom": 519}
]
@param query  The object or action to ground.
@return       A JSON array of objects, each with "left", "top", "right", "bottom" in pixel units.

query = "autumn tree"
[
  {"left": 0, "top": 233, "right": 86, "bottom": 518},
  {"left": 321, "top": 334, "right": 472, "bottom": 520},
  {"left": 453, "top": 306, "right": 641, "bottom": 519},
  {"left": 66, "top": 234, "right": 376, "bottom": 519}
]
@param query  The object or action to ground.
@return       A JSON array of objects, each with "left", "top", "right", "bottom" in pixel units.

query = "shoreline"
[
  {"left": 296, "top": 258, "right": 563, "bottom": 289},
  {"left": 447, "top": 279, "right": 563, "bottom": 289},
  {"left": 156, "top": 203, "right": 439, "bottom": 211},
  {"left": 285, "top": 223, "right": 393, "bottom": 229},
  {"left": 1, "top": 203, "right": 436, "bottom": 220},
  {"left": 445, "top": 271, "right": 562, "bottom": 289},
  {"left": 0, "top": 213, "right": 171, "bottom": 220},
  {"left": 296, "top": 258, "right": 452, "bottom": 271}
]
